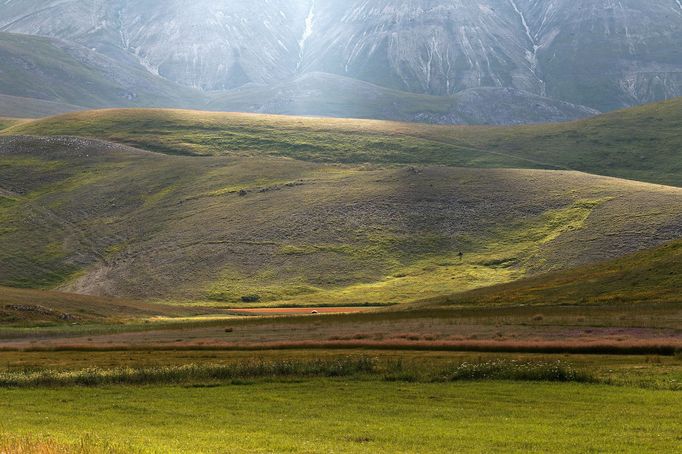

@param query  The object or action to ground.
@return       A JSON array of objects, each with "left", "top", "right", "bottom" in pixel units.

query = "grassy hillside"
[
  {"left": 6, "top": 97, "right": 682, "bottom": 185},
  {"left": 1, "top": 135, "right": 681, "bottom": 305},
  {"left": 421, "top": 239, "right": 682, "bottom": 309},
  {"left": 0, "top": 286, "right": 195, "bottom": 326},
  {"left": 3, "top": 108, "right": 536, "bottom": 167},
  {"left": 0, "top": 117, "right": 25, "bottom": 131},
  {"left": 0, "top": 94, "right": 84, "bottom": 119},
  {"left": 0, "top": 32, "right": 202, "bottom": 110}
]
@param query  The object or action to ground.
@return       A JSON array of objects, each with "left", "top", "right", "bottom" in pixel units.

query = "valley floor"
[
  {"left": 0, "top": 350, "right": 680, "bottom": 453},
  {"left": 2, "top": 302, "right": 680, "bottom": 355},
  {"left": 1, "top": 372, "right": 681, "bottom": 453}
]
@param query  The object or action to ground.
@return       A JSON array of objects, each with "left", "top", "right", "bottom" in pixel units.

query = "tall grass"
[
  {"left": 0, "top": 358, "right": 595, "bottom": 388},
  {"left": 0, "top": 434, "right": 129, "bottom": 454},
  {"left": 0, "top": 357, "right": 376, "bottom": 388},
  {"left": 435, "top": 360, "right": 595, "bottom": 383}
]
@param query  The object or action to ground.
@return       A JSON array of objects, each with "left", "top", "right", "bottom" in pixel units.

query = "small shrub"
[
  {"left": 240, "top": 294, "right": 261, "bottom": 303},
  {"left": 346, "top": 436, "right": 373, "bottom": 444}
]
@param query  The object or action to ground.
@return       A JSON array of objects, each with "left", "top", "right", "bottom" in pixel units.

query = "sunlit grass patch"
[{"left": 202, "top": 198, "right": 606, "bottom": 307}]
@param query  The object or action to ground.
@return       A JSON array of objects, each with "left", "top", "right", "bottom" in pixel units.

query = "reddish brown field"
[
  {"left": 227, "top": 307, "right": 379, "bottom": 316},
  {"left": 2, "top": 303, "right": 680, "bottom": 355}
]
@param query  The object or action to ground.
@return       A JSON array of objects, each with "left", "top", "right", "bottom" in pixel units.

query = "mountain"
[
  {"left": 1, "top": 0, "right": 681, "bottom": 113},
  {"left": 0, "top": 32, "right": 203, "bottom": 109},
  {"left": 208, "top": 72, "right": 598, "bottom": 125},
  {"left": 1, "top": 134, "right": 682, "bottom": 303},
  {"left": 5, "top": 96, "right": 682, "bottom": 186},
  {"left": 0, "top": 29, "right": 597, "bottom": 124},
  {"left": 0, "top": 31, "right": 597, "bottom": 124},
  {"left": 302, "top": 0, "right": 682, "bottom": 112},
  {"left": 0, "top": 0, "right": 310, "bottom": 91}
]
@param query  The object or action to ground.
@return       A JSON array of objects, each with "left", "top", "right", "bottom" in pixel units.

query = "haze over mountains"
[{"left": 1, "top": 0, "right": 681, "bottom": 123}]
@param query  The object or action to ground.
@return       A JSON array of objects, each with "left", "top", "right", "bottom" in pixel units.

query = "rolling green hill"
[
  {"left": 420, "top": 239, "right": 682, "bottom": 309},
  {"left": 1, "top": 135, "right": 681, "bottom": 305},
  {"left": 0, "top": 117, "right": 25, "bottom": 131},
  {"left": 1, "top": 108, "right": 537, "bottom": 167},
  {"left": 0, "top": 286, "right": 194, "bottom": 326},
  {"left": 5, "top": 97, "right": 682, "bottom": 185}
]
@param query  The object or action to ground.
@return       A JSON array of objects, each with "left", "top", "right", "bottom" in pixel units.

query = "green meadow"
[{"left": 1, "top": 379, "right": 680, "bottom": 453}]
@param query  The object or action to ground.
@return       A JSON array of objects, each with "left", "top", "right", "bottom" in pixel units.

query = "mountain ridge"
[
  {"left": 0, "top": 0, "right": 680, "bottom": 116},
  {"left": 207, "top": 72, "right": 599, "bottom": 125}
]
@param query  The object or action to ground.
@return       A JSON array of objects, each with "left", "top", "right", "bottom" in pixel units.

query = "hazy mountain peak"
[{"left": 0, "top": 0, "right": 681, "bottom": 116}]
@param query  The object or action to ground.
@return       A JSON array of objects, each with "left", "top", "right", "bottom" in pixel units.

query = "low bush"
[
  {"left": 435, "top": 360, "right": 596, "bottom": 383},
  {"left": 0, "top": 357, "right": 377, "bottom": 388},
  {"left": 240, "top": 295, "right": 261, "bottom": 303},
  {"left": 0, "top": 357, "right": 596, "bottom": 388}
]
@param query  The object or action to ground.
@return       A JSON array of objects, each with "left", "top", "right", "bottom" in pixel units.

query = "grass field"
[
  {"left": 0, "top": 346, "right": 679, "bottom": 452},
  {"left": 5, "top": 97, "right": 682, "bottom": 185},
  {"left": 0, "top": 377, "right": 680, "bottom": 453},
  {"left": 0, "top": 350, "right": 680, "bottom": 452}
]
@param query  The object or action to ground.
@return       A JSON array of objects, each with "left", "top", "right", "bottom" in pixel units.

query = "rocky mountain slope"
[
  {"left": 0, "top": 32, "right": 203, "bottom": 109},
  {"left": 208, "top": 72, "right": 598, "bottom": 125},
  {"left": 1, "top": 0, "right": 680, "bottom": 114},
  {"left": 0, "top": 30, "right": 596, "bottom": 124},
  {"left": 0, "top": 0, "right": 310, "bottom": 91}
]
